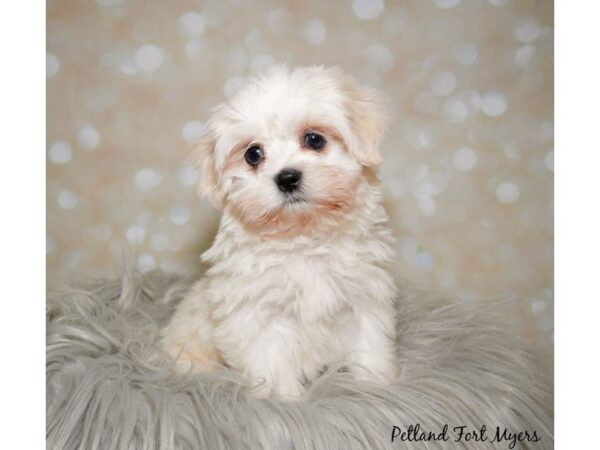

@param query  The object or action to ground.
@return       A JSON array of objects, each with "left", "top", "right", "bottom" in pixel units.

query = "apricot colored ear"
[
  {"left": 191, "top": 130, "right": 224, "bottom": 208},
  {"left": 339, "top": 75, "right": 388, "bottom": 166}
]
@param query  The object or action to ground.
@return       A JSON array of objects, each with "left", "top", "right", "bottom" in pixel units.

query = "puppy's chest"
[
  {"left": 284, "top": 255, "right": 354, "bottom": 316},
  {"left": 211, "top": 248, "right": 375, "bottom": 319}
]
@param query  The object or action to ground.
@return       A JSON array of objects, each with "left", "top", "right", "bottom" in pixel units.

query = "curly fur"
[{"left": 162, "top": 66, "right": 400, "bottom": 399}]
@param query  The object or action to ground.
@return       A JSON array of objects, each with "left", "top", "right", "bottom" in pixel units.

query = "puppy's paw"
[
  {"left": 249, "top": 375, "right": 305, "bottom": 401},
  {"left": 273, "top": 377, "right": 305, "bottom": 401},
  {"left": 163, "top": 340, "right": 224, "bottom": 374}
]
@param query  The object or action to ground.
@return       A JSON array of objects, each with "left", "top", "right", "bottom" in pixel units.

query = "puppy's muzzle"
[{"left": 275, "top": 169, "right": 302, "bottom": 193}]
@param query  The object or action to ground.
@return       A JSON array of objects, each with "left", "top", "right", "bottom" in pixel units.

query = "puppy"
[{"left": 162, "top": 65, "right": 398, "bottom": 400}]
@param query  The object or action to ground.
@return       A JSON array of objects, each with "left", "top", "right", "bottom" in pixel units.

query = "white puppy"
[{"left": 162, "top": 65, "right": 398, "bottom": 400}]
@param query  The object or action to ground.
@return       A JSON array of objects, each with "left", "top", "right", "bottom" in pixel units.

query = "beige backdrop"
[{"left": 47, "top": 0, "right": 553, "bottom": 346}]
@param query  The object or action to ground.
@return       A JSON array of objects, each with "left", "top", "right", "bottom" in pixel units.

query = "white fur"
[{"left": 162, "top": 65, "right": 398, "bottom": 400}]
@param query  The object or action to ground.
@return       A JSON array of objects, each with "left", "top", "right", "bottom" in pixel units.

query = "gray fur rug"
[{"left": 47, "top": 269, "right": 553, "bottom": 449}]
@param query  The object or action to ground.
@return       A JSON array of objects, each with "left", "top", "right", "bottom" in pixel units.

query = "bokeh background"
[{"left": 47, "top": 0, "right": 553, "bottom": 346}]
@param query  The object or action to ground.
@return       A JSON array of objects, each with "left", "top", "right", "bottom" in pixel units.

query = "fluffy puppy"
[{"left": 162, "top": 65, "right": 398, "bottom": 400}]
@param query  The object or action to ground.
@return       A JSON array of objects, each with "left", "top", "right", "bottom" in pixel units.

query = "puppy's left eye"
[{"left": 304, "top": 132, "right": 326, "bottom": 151}]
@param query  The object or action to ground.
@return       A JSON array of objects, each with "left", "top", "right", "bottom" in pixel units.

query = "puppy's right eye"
[{"left": 244, "top": 145, "right": 264, "bottom": 167}]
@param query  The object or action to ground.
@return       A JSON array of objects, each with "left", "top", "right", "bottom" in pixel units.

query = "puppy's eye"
[
  {"left": 304, "top": 132, "right": 326, "bottom": 151},
  {"left": 244, "top": 145, "right": 264, "bottom": 166}
]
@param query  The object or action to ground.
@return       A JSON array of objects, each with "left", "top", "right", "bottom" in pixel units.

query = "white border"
[
  {"left": 1, "top": 0, "right": 598, "bottom": 447},
  {"left": 0, "top": 1, "right": 46, "bottom": 448},
  {"left": 555, "top": 0, "right": 600, "bottom": 448}
]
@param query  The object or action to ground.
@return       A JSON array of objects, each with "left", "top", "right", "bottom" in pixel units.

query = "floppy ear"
[
  {"left": 339, "top": 75, "right": 388, "bottom": 166},
  {"left": 190, "top": 129, "right": 224, "bottom": 209}
]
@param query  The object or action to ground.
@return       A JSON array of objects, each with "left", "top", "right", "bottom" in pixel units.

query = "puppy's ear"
[
  {"left": 339, "top": 75, "right": 388, "bottom": 166},
  {"left": 190, "top": 128, "right": 224, "bottom": 209}
]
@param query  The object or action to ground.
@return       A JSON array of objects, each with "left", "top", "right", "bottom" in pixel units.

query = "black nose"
[{"left": 275, "top": 169, "right": 302, "bottom": 193}]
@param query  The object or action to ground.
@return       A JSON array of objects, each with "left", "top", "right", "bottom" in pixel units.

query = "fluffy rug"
[{"left": 47, "top": 269, "right": 553, "bottom": 449}]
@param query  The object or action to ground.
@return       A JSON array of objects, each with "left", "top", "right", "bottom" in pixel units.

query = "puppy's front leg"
[
  {"left": 226, "top": 318, "right": 304, "bottom": 400},
  {"left": 347, "top": 308, "right": 398, "bottom": 384}
]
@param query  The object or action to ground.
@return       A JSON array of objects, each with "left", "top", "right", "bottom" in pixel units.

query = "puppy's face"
[{"left": 194, "top": 66, "right": 387, "bottom": 237}]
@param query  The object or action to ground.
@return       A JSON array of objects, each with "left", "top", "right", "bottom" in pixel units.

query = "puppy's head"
[{"left": 193, "top": 65, "right": 387, "bottom": 237}]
